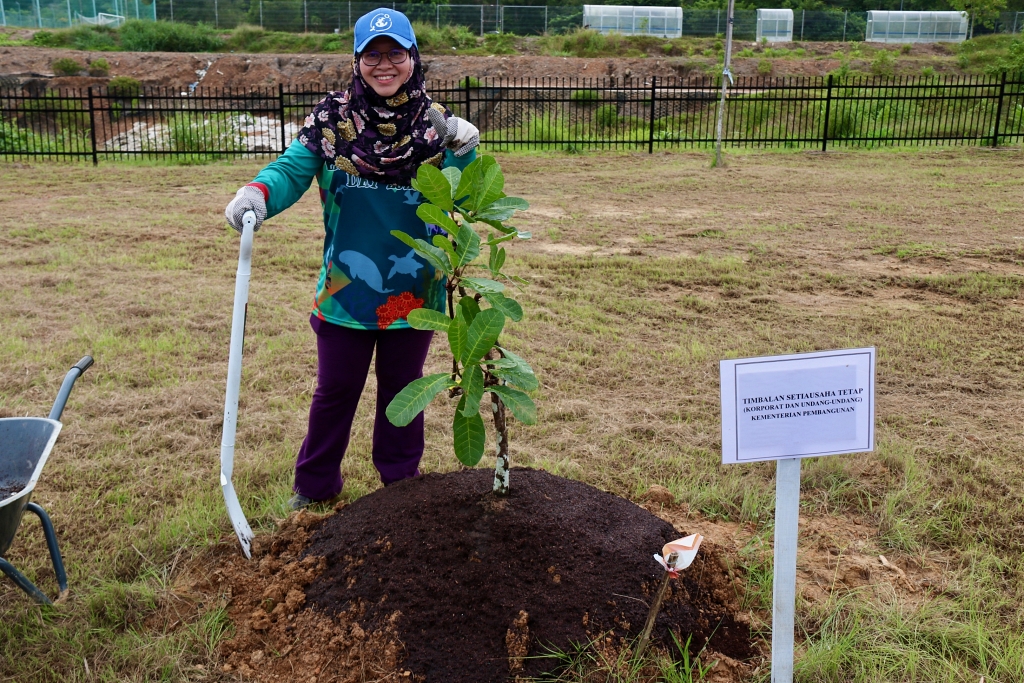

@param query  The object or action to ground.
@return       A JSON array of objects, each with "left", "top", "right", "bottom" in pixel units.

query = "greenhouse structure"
[
  {"left": 756, "top": 9, "right": 794, "bottom": 42},
  {"left": 582, "top": 5, "right": 683, "bottom": 38},
  {"left": 865, "top": 11, "right": 969, "bottom": 43}
]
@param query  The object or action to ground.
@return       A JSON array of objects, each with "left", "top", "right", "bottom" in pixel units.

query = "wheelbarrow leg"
[
  {"left": 26, "top": 502, "right": 68, "bottom": 602},
  {"left": 0, "top": 557, "right": 52, "bottom": 604}
]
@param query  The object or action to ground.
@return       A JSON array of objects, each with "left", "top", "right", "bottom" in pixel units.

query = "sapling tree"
[{"left": 384, "top": 155, "right": 537, "bottom": 495}]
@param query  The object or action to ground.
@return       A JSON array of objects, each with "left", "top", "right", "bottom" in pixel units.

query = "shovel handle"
[{"left": 48, "top": 355, "right": 94, "bottom": 422}]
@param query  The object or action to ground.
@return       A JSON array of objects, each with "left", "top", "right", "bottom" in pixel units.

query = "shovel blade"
[{"left": 221, "top": 476, "right": 254, "bottom": 559}]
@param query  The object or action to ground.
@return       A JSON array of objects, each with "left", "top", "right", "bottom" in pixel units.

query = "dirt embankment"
[{"left": 0, "top": 41, "right": 962, "bottom": 92}]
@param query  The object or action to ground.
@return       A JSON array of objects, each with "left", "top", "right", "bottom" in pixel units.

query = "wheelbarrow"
[{"left": 0, "top": 356, "right": 93, "bottom": 604}]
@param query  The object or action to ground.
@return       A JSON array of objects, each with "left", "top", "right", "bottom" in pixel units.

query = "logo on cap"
[{"left": 370, "top": 13, "right": 392, "bottom": 31}]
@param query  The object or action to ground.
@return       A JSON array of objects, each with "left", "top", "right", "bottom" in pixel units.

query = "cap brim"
[{"left": 355, "top": 33, "right": 415, "bottom": 53}]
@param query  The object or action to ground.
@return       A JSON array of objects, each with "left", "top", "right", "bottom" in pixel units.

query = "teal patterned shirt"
[{"left": 253, "top": 140, "right": 475, "bottom": 330}]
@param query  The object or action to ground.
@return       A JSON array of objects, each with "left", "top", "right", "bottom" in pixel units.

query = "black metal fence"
[{"left": 3, "top": 73, "right": 1023, "bottom": 163}]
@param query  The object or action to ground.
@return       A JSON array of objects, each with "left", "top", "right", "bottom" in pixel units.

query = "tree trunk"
[{"left": 491, "top": 392, "right": 510, "bottom": 495}]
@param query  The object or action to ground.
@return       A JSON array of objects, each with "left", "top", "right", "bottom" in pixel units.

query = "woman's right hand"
[{"left": 225, "top": 185, "right": 268, "bottom": 232}]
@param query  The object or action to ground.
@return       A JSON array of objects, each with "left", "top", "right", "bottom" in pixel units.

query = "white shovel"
[{"left": 220, "top": 210, "right": 257, "bottom": 559}]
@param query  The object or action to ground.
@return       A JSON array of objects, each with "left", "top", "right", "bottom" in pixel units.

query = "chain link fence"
[{"left": 4, "top": 2, "right": 1024, "bottom": 39}]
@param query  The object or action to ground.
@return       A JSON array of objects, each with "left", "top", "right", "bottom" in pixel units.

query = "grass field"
[{"left": 1, "top": 147, "right": 1023, "bottom": 682}]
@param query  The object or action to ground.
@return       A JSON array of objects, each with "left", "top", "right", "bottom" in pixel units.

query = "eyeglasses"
[{"left": 360, "top": 49, "right": 409, "bottom": 67}]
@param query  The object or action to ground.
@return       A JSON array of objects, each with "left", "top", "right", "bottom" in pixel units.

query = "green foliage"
[
  {"left": 119, "top": 20, "right": 225, "bottom": 52},
  {"left": 388, "top": 156, "right": 535, "bottom": 473},
  {"left": 757, "top": 59, "right": 773, "bottom": 76},
  {"left": 51, "top": 57, "right": 83, "bottom": 77},
  {"left": 900, "top": 44, "right": 913, "bottom": 55},
  {"left": 570, "top": 89, "right": 601, "bottom": 103},
  {"left": 871, "top": 49, "right": 897, "bottom": 78},
  {"left": 596, "top": 103, "right": 620, "bottom": 128},
  {"left": 108, "top": 76, "right": 142, "bottom": 99},
  {"left": 164, "top": 112, "right": 246, "bottom": 154},
  {"left": 88, "top": 58, "right": 111, "bottom": 77}
]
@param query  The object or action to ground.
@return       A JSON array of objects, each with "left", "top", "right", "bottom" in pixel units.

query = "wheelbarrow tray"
[{"left": 0, "top": 418, "right": 61, "bottom": 556}]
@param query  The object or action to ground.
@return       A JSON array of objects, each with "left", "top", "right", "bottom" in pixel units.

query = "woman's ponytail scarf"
[{"left": 296, "top": 46, "right": 451, "bottom": 186}]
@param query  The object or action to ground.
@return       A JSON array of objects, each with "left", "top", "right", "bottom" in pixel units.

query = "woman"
[{"left": 224, "top": 8, "right": 479, "bottom": 509}]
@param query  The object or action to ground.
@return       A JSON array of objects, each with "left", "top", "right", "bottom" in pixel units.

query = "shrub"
[
  {"left": 570, "top": 89, "right": 600, "bottom": 103},
  {"left": 595, "top": 103, "right": 619, "bottom": 128},
  {"left": 871, "top": 50, "right": 896, "bottom": 78},
  {"left": 482, "top": 32, "right": 515, "bottom": 55},
  {"left": 52, "top": 57, "right": 82, "bottom": 77},
  {"left": 119, "top": 20, "right": 224, "bottom": 52},
  {"left": 166, "top": 112, "right": 245, "bottom": 154},
  {"left": 757, "top": 59, "right": 773, "bottom": 76},
  {"left": 415, "top": 23, "right": 478, "bottom": 52},
  {"left": 921, "top": 66, "right": 936, "bottom": 78},
  {"left": 737, "top": 48, "right": 754, "bottom": 58},
  {"left": 88, "top": 58, "right": 110, "bottom": 77},
  {"left": 108, "top": 76, "right": 142, "bottom": 98},
  {"left": 900, "top": 44, "right": 913, "bottom": 54}
]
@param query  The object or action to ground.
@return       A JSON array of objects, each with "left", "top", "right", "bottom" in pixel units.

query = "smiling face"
[{"left": 358, "top": 36, "right": 414, "bottom": 98}]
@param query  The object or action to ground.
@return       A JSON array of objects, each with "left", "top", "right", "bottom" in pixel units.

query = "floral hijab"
[{"left": 296, "top": 46, "right": 450, "bottom": 185}]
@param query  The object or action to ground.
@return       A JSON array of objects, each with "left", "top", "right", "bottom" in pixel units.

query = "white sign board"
[{"left": 720, "top": 348, "right": 875, "bottom": 464}]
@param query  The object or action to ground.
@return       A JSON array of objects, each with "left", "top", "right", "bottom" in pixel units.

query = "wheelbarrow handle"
[{"left": 48, "top": 355, "right": 94, "bottom": 422}]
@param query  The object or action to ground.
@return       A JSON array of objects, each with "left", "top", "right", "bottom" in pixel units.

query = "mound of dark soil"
[{"left": 304, "top": 468, "right": 753, "bottom": 682}]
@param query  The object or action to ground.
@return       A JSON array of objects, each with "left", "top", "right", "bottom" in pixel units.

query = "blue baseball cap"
[{"left": 354, "top": 8, "right": 417, "bottom": 53}]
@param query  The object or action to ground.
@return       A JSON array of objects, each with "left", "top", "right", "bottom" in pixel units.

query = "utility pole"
[{"left": 714, "top": 0, "right": 736, "bottom": 167}]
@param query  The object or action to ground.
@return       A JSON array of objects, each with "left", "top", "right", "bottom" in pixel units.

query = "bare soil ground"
[
  {"left": 1, "top": 147, "right": 1022, "bottom": 681},
  {"left": 0, "top": 40, "right": 965, "bottom": 92}
]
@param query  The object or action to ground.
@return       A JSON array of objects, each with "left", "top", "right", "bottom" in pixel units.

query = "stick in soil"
[{"left": 635, "top": 551, "right": 678, "bottom": 661}]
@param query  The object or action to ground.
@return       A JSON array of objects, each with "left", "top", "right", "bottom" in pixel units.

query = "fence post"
[
  {"left": 821, "top": 74, "right": 832, "bottom": 153},
  {"left": 544, "top": 6, "right": 548, "bottom": 34},
  {"left": 279, "top": 83, "right": 287, "bottom": 155},
  {"left": 480, "top": 5, "right": 484, "bottom": 37},
  {"left": 800, "top": 10, "right": 805, "bottom": 40},
  {"left": 436, "top": 4, "right": 439, "bottom": 29},
  {"left": 992, "top": 71, "right": 1007, "bottom": 147},
  {"left": 843, "top": 11, "right": 847, "bottom": 41},
  {"left": 304, "top": 0, "right": 308, "bottom": 33},
  {"left": 214, "top": 0, "right": 218, "bottom": 29},
  {"left": 88, "top": 86, "right": 98, "bottom": 166},
  {"left": 464, "top": 76, "right": 472, "bottom": 124},
  {"left": 648, "top": 76, "right": 657, "bottom": 154},
  {"left": 260, "top": 0, "right": 263, "bottom": 29}
]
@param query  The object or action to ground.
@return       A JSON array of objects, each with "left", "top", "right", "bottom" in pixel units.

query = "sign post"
[{"left": 720, "top": 348, "right": 875, "bottom": 683}]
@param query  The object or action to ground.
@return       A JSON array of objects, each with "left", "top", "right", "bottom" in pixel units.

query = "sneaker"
[{"left": 288, "top": 493, "right": 314, "bottom": 510}]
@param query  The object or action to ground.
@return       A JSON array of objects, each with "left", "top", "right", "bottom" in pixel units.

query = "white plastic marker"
[
  {"left": 637, "top": 533, "right": 705, "bottom": 659},
  {"left": 720, "top": 348, "right": 875, "bottom": 683},
  {"left": 654, "top": 533, "right": 704, "bottom": 577},
  {"left": 220, "top": 210, "right": 257, "bottom": 559}
]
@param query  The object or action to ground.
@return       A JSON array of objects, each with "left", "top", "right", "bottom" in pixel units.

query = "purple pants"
[{"left": 294, "top": 315, "right": 434, "bottom": 500}]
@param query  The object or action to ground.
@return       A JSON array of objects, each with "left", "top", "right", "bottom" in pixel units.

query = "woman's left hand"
[{"left": 427, "top": 109, "right": 479, "bottom": 157}]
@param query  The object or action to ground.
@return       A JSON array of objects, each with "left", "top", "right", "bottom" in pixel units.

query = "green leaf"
[
  {"left": 516, "top": 231, "right": 532, "bottom": 240},
  {"left": 417, "top": 203, "right": 460, "bottom": 235},
  {"left": 385, "top": 373, "right": 453, "bottom": 427},
  {"left": 454, "top": 157, "right": 480, "bottom": 204},
  {"left": 488, "top": 245, "right": 507, "bottom": 275},
  {"left": 486, "top": 196, "right": 529, "bottom": 212},
  {"left": 406, "top": 308, "right": 452, "bottom": 333},
  {"left": 454, "top": 222, "right": 481, "bottom": 267},
  {"left": 458, "top": 296, "right": 480, "bottom": 326},
  {"left": 465, "top": 308, "right": 505, "bottom": 364},
  {"left": 459, "top": 364, "right": 485, "bottom": 417},
  {"left": 494, "top": 346, "right": 539, "bottom": 391},
  {"left": 442, "top": 166, "right": 462, "bottom": 200},
  {"left": 475, "top": 206, "right": 516, "bottom": 222},
  {"left": 411, "top": 164, "right": 453, "bottom": 212},
  {"left": 482, "top": 291, "right": 523, "bottom": 321},
  {"left": 490, "top": 385, "right": 538, "bottom": 425},
  {"left": 461, "top": 277, "right": 505, "bottom": 294},
  {"left": 486, "top": 232, "right": 517, "bottom": 246},
  {"left": 473, "top": 163, "right": 505, "bottom": 212},
  {"left": 449, "top": 313, "right": 469, "bottom": 364},
  {"left": 453, "top": 396, "right": 486, "bottom": 466},
  {"left": 478, "top": 218, "right": 517, "bottom": 235},
  {"left": 484, "top": 358, "right": 518, "bottom": 369},
  {"left": 433, "top": 234, "right": 457, "bottom": 262},
  {"left": 391, "top": 230, "right": 451, "bottom": 275}
]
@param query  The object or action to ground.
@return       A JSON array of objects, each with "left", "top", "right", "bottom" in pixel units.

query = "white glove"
[
  {"left": 426, "top": 108, "right": 480, "bottom": 157},
  {"left": 224, "top": 185, "right": 267, "bottom": 232}
]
